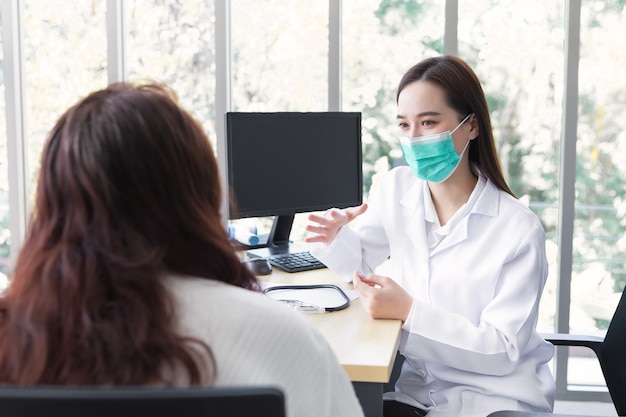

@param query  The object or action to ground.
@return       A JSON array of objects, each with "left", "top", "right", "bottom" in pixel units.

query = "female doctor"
[{"left": 305, "top": 55, "right": 555, "bottom": 417}]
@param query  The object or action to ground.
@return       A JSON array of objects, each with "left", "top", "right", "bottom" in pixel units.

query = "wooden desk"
[{"left": 260, "top": 267, "right": 402, "bottom": 417}]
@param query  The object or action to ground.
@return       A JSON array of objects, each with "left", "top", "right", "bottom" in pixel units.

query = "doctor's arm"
[{"left": 307, "top": 202, "right": 391, "bottom": 281}]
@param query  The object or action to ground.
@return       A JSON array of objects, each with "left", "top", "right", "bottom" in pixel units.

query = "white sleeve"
[{"left": 310, "top": 226, "right": 367, "bottom": 282}]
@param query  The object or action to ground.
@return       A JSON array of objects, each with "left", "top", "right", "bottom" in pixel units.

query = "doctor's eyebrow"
[{"left": 396, "top": 111, "right": 442, "bottom": 119}]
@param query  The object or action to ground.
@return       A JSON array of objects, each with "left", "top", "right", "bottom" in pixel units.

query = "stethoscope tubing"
[{"left": 263, "top": 284, "right": 350, "bottom": 312}]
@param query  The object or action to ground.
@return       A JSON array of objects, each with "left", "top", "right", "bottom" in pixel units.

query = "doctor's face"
[{"left": 397, "top": 80, "right": 474, "bottom": 155}]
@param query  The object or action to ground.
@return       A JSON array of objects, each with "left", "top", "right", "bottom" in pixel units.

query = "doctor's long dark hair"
[
  {"left": 397, "top": 55, "right": 515, "bottom": 198},
  {"left": 0, "top": 83, "right": 258, "bottom": 385}
]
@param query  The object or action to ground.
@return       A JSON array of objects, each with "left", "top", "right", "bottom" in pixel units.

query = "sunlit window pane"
[
  {"left": 458, "top": 0, "right": 565, "bottom": 333},
  {"left": 125, "top": 0, "right": 216, "bottom": 145},
  {"left": 343, "top": 0, "right": 444, "bottom": 196},
  {"left": 566, "top": 0, "right": 626, "bottom": 390},
  {"left": 230, "top": 0, "right": 328, "bottom": 112},
  {"left": 573, "top": 0, "right": 626, "bottom": 335},
  {"left": 23, "top": 0, "right": 108, "bottom": 204}
]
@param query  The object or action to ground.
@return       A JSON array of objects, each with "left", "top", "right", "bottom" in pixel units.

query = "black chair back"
[
  {"left": 544, "top": 285, "right": 626, "bottom": 416},
  {"left": 0, "top": 385, "right": 286, "bottom": 417},
  {"left": 600, "top": 287, "right": 626, "bottom": 416}
]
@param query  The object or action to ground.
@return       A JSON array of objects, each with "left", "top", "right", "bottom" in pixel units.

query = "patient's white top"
[{"left": 164, "top": 275, "right": 364, "bottom": 417}]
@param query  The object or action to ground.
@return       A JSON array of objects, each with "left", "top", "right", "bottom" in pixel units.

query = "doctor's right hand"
[{"left": 304, "top": 203, "right": 368, "bottom": 245}]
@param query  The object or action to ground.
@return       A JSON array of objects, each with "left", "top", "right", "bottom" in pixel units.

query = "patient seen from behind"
[{"left": 0, "top": 82, "right": 363, "bottom": 417}]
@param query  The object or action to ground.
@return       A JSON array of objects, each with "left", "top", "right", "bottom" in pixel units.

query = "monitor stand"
[{"left": 246, "top": 215, "right": 308, "bottom": 259}]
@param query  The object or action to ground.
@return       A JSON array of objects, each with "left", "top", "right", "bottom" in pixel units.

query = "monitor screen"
[
  {"left": 225, "top": 112, "right": 362, "bottom": 253},
  {"left": 225, "top": 112, "right": 362, "bottom": 219}
]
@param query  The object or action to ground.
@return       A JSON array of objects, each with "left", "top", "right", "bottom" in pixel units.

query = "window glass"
[
  {"left": 23, "top": 0, "right": 108, "bottom": 209},
  {"left": 19, "top": 0, "right": 107, "bottom": 275},
  {"left": 575, "top": 0, "right": 626, "bottom": 332},
  {"left": 457, "top": 0, "right": 565, "bottom": 334},
  {"left": 229, "top": 1, "right": 328, "bottom": 240},
  {"left": 567, "top": 0, "right": 626, "bottom": 391},
  {"left": 0, "top": 7, "right": 9, "bottom": 289},
  {"left": 343, "top": 0, "right": 444, "bottom": 197},
  {"left": 230, "top": 0, "right": 328, "bottom": 112},
  {"left": 125, "top": 0, "right": 216, "bottom": 146}
]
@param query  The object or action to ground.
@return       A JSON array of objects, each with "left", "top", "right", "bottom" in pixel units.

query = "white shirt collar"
[{"left": 424, "top": 175, "right": 487, "bottom": 247}]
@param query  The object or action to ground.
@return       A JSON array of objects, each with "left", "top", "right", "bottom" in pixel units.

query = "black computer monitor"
[{"left": 225, "top": 112, "right": 362, "bottom": 256}]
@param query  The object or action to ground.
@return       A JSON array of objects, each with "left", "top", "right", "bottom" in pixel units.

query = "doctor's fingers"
[
  {"left": 357, "top": 272, "right": 388, "bottom": 287},
  {"left": 307, "top": 212, "right": 343, "bottom": 228},
  {"left": 357, "top": 284, "right": 412, "bottom": 320},
  {"left": 345, "top": 203, "right": 368, "bottom": 221},
  {"left": 304, "top": 221, "right": 341, "bottom": 238},
  {"left": 353, "top": 273, "right": 379, "bottom": 294},
  {"left": 303, "top": 229, "right": 334, "bottom": 244},
  {"left": 354, "top": 273, "right": 412, "bottom": 320},
  {"left": 353, "top": 281, "right": 387, "bottom": 318}
]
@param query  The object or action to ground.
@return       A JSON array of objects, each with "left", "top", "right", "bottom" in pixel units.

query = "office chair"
[
  {"left": 0, "top": 385, "right": 286, "bottom": 417},
  {"left": 487, "top": 411, "right": 593, "bottom": 417},
  {"left": 542, "top": 285, "right": 626, "bottom": 417},
  {"left": 388, "top": 289, "right": 626, "bottom": 417}
]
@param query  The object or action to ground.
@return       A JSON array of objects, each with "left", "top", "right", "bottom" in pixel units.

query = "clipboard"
[{"left": 263, "top": 284, "right": 351, "bottom": 312}]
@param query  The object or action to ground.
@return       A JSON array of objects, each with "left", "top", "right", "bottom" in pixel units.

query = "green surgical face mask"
[{"left": 399, "top": 114, "right": 472, "bottom": 183}]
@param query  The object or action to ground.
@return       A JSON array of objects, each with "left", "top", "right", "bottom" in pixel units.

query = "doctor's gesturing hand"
[
  {"left": 304, "top": 204, "right": 368, "bottom": 245},
  {"left": 353, "top": 272, "right": 413, "bottom": 321}
]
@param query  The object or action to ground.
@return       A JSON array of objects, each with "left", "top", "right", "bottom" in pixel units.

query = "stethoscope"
[{"left": 263, "top": 284, "right": 351, "bottom": 313}]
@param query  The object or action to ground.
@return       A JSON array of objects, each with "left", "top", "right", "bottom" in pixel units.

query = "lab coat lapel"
[
  {"left": 400, "top": 180, "right": 431, "bottom": 300},
  {"left": 430, "top": 217, "right": 469, "bottom": 256},
  {"left": 400, "top": 182, "right": 430, "bottom": 266}
]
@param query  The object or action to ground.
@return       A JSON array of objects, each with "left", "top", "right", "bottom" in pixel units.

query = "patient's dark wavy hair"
[{"left": 0, "top": 82, "right": 258, "bottom": 385}]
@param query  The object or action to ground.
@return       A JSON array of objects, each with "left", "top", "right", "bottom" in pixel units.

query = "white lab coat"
[{"left": 311, "top": 167, "right": 555, "bottom": 417}]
